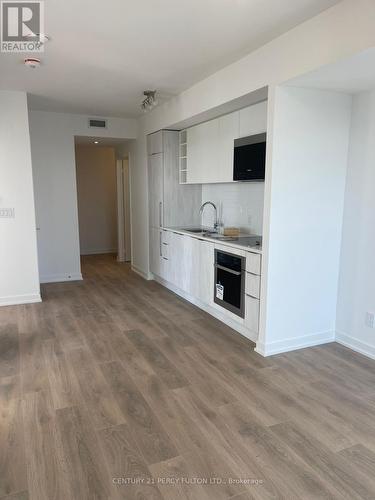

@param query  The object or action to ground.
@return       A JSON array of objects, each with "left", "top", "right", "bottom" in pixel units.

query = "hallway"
[{"left": 1, "top": 255, "right": 375, "bottom": 499}]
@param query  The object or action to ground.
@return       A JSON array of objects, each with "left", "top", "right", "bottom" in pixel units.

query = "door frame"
[{"left": 116, "top": 157, "right": 131, "bottom": 262}]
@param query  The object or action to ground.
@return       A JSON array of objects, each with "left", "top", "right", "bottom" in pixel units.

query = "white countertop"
[{"left": 163, "top": 226, "right": 263, "bottom": 254}]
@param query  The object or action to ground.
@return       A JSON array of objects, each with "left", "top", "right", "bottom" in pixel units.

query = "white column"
[{"left": 0, "top": 91, "right": 40, "bottom": 305}]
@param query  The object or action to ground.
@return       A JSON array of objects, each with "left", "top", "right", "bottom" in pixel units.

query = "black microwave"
[{"left": 233, "top": 132, "right": 266, "bottom": 181}]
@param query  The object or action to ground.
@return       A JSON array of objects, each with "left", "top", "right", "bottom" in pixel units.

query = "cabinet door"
[
  {"left": 187, "top": 119, "right": 220, "bottom": 184},
  {"left": 188, "top": 237, "right": 201, "bottom": 298},
  {"left": 148, "top": 153, "right": 163, "bottom": 228},
  {"left": 168, "top": 232, "right": 183, "bottom": 289},
  {"left": 218, "top": 112, "right": 239, "bottom": 182},
  {"left": 149, "top": 228, "right": 162, "bottom": 276},
  {"left": 245, "top": 272, "right": 261, "bottom": 299},
  {"left": 245, "top": 294, "right": 260, "bottom": 334},
  {"left": 198, "top": 240, "right": 214, "bottom": 305},
  {"left": 148, "top": 131, "right": 163, "bottom": 155},
  {"left": 239, "top": 101, "right": 267, "bottom": 138},
  {"left": 246, "top": 252, "right": 261, "bottom": 275},
  {"left": 160, "top": 230, "right": 170, "bottom": 281},
  {"left": 180, "top": 235, "right": 194, "bottom": 293}
]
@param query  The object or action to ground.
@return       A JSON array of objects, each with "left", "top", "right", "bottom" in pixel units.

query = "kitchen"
[{"left": 148, "top": 100, "right": 267, "bottom": 342}]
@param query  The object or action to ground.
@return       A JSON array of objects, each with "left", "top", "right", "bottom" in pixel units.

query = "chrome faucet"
[{"left": 199, "top": 201, "right": 219, "bottom": 232}]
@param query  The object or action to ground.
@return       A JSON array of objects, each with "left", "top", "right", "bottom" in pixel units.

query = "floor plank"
[
  {"left": 22, "top": 390, "right": 69, "bottom": 500},
  {"left": 0, "top": 324, "right": 19, "bottom": 378},
  {"left": 0, "top": 377, "right": 26, "bottom": 497},
  {"left": 100, "top": 360, "right": 179, "bottom": 465},
  {"left": 55, "top": 405, "right": 111, "bottom": 500},
  {"left": 99, "top": 423, "right": 163, "bottom": 499},
  {"left": 125, "top": 329, "right": 188, "bottom": 389}
]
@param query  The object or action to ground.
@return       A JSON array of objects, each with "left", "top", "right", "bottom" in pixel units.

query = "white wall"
[
  {"left": 201, "top": 183, "right": 264, "bottom": 235},
  {"left": 75, "top": 146, "right": 117, "bottom": 255},
  {"left": 131, "top": 0, "right": 375, "bottom": 278},
  {"left": 127, "top": 135, "right": 150, "bottom": 277},
  {"left": 29, "top": 110, "right": 136, "bottom": 283},
  {"left": 0, "top": 92, "right": 40, "bottom": 305},
  {"left": 336, "top": 89, "right": 375, "bottom": 359},
  {"left": 257, "top": 86, "right": 352, "bottom": 356},
  {"left": 30, "top": 111, "right": 82, "bottom": 283}
]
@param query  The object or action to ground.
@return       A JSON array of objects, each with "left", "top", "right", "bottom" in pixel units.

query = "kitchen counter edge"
[{"left": 162, "top": 227, "right": 263, "bottom": 254}]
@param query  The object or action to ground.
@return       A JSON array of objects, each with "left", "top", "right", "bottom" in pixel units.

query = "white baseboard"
[
  {"left": 255, "top": 330, "right": 335, "bottom": 357},
  {"left": 153, "top": 275, "right": 257, "bottom": 343},
  {"left": 80, "top": 248, "right": 117, "bottom": 255},
  {"left": 0, "top": 293, "right": 42, "bottom": 307},
  {"left": 131, "top": 265, "right": 153, "bottom": 281},
  {"left": 336, "top": 330, "right": 375, "bottom": 361},
  {"left": 117, "top": 256, "right": 131, "bottom": 263},
  {"left": 40, "top": 273, "right": 83, "bottom": 284}
]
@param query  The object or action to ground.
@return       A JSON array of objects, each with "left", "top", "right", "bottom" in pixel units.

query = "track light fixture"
[{"left": 141, "top": 90, "right": 158, "bottom": 112}]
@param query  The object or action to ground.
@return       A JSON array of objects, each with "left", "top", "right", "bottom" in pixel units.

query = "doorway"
[{"left": 74, "top": 137, "right": 132, "bottom": 263}]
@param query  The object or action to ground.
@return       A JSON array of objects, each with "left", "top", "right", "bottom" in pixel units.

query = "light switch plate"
[
  {"left": 365, "top": 312, "right": 374, "bottom": 329},
  {"left": 0, "top": 208, "right": 15, "bottom": 218}
]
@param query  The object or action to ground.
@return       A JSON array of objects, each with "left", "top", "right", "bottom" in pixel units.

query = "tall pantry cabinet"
[{"left": 148, "top": 130, "right": 201, "bottom": 277}]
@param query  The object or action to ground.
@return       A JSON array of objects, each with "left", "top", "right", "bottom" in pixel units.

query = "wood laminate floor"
[{"left": 1, "top": 254, "right": 375, "bottom": 499}]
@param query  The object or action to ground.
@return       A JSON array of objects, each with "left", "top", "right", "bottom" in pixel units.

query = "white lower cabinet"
[
  {"left": 198, "top": 240, "right": 214, "bottom": 305},
  {"left": 150, "top": 229, "right": 171, "bottom": 281},
  {"left": 167, "top": 231, "right": 186, "bottom": 290},
  {"left": 246, "top": 251, "right": 261, "bottom": 275},
  {"left": 166, "top": 233, "right": 214, "bottom": 305},
  {"left": 245, "top": 272, "right": 260, "bottom": 299},
  {"left": 245, "top": 294, "right": 260, "bottom": 334},
  {"left": 154, "top": 230, "right": 261, "bottom": 338},
  {"left": 184, "top": 237, "right": 215, "bottom": 304},
  {"left": 160, "top": 230, "right": 171, "bottom": 281}
]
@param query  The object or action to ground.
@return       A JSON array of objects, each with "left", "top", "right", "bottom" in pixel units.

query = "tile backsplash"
[{"left": 201, "top": 182, "right": 264, "bottom": 235}]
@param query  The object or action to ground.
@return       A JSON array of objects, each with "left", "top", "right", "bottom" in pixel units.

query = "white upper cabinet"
[
  {"left": 218, "top": 112, "right": 239, "bottom": 183},
  {"left": 239, "top": 101, "right": 267, "bottom": 138},
  {"left": 187, "top": 119, "right": 220, "bottom": 184},
  {"left": 185, "top": 101, "right": 267, "bottom": 184},
  {"left": 186, "top": 112, "right": 239, "bottom": 184},
  {"left": 147, "top": 131, "right": 163, "bottom": 155}
]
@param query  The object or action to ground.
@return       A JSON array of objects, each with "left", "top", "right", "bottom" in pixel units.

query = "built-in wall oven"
[{"left": 214, "top": 249, "right": 245, "bottom": 318}]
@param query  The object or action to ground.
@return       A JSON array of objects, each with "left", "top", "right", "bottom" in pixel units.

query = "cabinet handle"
[
  {"left": 159, "top": 202, "right": 163, "bottom": 227},
  {"left": 159, "top": 232, "right": 162, "bottom": 257},
  {"left": 215, "top": 264, "right": 242, "bottom": 276}
]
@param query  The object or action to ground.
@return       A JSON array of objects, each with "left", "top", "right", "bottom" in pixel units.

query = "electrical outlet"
[
  {"left": 0, "top": 208, "right": 15, "bottom": 218},
  {"left": 365, "top": 312, "right": 375, "bottom": 329}
]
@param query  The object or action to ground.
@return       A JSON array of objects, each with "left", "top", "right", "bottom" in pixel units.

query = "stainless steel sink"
[
  {"left": 183, "top": 228, "right": 206, "bottom": 233},
  {"left": 182, "top": 228, "right": 217, "bottom": 235},
  {"left": 207, "top": 234, "right": 237, "bottom": 241},
  {"left": 182, "top": 228, "right": 236, "bottom": 241}
]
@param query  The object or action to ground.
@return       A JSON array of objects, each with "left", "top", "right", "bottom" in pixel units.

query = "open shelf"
[{"left": 179, "top": 130, "right": 188, "bottom": 184}]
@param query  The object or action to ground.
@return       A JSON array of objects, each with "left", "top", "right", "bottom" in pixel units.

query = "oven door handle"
[{"left": 215, "top": 264, "right": 242, "bottom": 276}]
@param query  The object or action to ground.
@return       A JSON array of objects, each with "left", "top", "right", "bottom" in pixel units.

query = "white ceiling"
[
  {"left": 0, "top": 0, "right": 341, "bottom": 118},
  {"left": 286, "top": 47, "right": 375, "bottom": 93}
]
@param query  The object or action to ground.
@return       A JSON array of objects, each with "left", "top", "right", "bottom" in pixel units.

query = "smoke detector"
[{"left": 24, "top": 58, "right": 41, "bottom": 68}]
